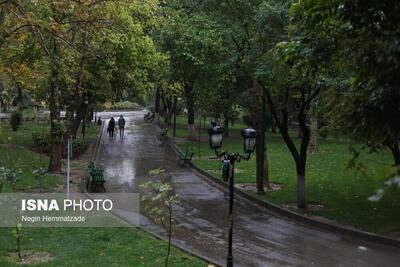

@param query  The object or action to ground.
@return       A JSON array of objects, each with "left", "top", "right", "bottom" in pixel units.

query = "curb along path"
[
  {"left": 95, "top": 111, "right": 400, "bottom": 267},
  {"left": 169, "top": 140, "right": 400, "bottom": 248}
]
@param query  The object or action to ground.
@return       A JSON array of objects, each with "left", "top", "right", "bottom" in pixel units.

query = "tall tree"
[
  {"left": 201, "top": 0, "right": 291, "bottom": 194},
  {"left": 1, "top": 0, "right": 161, "bottom": 171},
  {"left": 292, "top": 0, "right": 400, "bottom": 166},
  {"left": 157, "top": 5, "right": 226, "bottom": 140}
]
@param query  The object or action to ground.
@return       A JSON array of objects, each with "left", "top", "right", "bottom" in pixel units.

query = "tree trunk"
[
  {"left": 184, "top": 83, "right": 196, "bottom": 141},
  {"left": 160, "top": 90, "right": 174, "bottom": 126},
  {"left": 223, "top": 115, "right": 229, "bottom": 137},
  {"left": 271, "top": 117, "right": 276, "bottom": 133},
  {"left": 71, "top": 103, "right": 87, "bottom": 138},
  {"left": 388, "top": 142, "right": 400, "bottom": 166},
  {"left": 188, "top": 119, "right": 195, "bottom": 141},
  {"left": 82, "top": 108, "right": 89, "bottom": 138},
  {"left": 252, "top": 81, "right": 264, "bottom": 191},
  {"left": 296, "top": 138, "right": 308, "bottom": 209},
  {"left": 263, "top": 146, "right": 270, "bottom": 188},
  {"left": 258, "top": 81, "right": 320, "bottom": 209},
  {"left": 164, "top": 108, "right": 173, "bottom": 126},
  {"left": 297, "top": 89, "right": 311, "bottom": 209},
  {"left": 198, "top": 112, "right": 202, "bottom": 158},
  {"left": 297, "top": 173, "right": 306, "bottom": 208},
  {"left": 296, "top": 136, "right": 308, "bottom": 209},
  {"left": 17, "top": 84, "right": 23, "bottom": 107},
  {"left": 165, "top": 97, "right": 173, "bottom": 126},
  {"left": 70, "top": 32, "right": 88, "bottom": 138},
  {"left": 165, "top": 110, "right": 173, "bottom": 126},
  {"left": 298, "top": 126, "right": 302, "bottom": 138},
  {"left": 48, "top": 40, "right": 62, "bottom": 173},
  {"left": 309, "top": 102, "right": 318, "bottom": 154},
  {"left": 155, "top": 87, "right": 161, "bottom": 125}
]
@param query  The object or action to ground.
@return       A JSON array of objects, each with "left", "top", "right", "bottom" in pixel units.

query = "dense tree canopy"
[
  {"left": 290, "top": 0, "right": 400, "bottom": 166},
  {"left": 1, "top": 0, "right": 398, "bottom": 202},
  {"left": 0, "top": 0, "right": 162, "bottom": 171}
]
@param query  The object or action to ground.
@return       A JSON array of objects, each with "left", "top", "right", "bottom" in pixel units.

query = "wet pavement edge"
[{"left": 167, "top": 134, "right": 400, "bottom": 248}]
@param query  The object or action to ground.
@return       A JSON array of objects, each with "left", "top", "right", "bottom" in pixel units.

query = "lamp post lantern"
[
  {"left": 241, "top": 128, "right": 257, "bottom": 154},
  {"left": 208, "top": 121, "right": 256, "bottom": 267},
  {"left": 83, "top": 95, "right": 89, "bottom": 105},
  {"left": 208, "top": 120, "right": 224, "bottom": 151}
]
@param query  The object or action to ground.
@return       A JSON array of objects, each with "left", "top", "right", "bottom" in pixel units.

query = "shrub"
[
  {"left": 10, "top": 109, "right": 23, "bottom": 131},
  {"left": 22, "top": 109, "right": 38, "bottom": 121},
  {"left": 32, "top": 132, "right": 51, "bottom": 151},
  {"left": 32, "top": 132, "right": 42, "bottom": 146},
  {"left": 318, "top": 126, "right": 328, "bottom": 139},
  {"left": 32, "top": 132, "right": 88, "bottom": 156},
  {"left": 109, "top": 101, "right": 139, "bottom": 110},
  {"left": 72, "top": 139, "right": 89, "bottom": 157},
  {"left": 146, "top": 104, "right": 155, "bottom": 112},
  {"left": 104, "top": 102, "right": 112, "bottom": 110},
  {"left": 241, "top": 113, "right": 252, "bottom": 127},
  {"left": 51, "top": 120, "right": 66, "bottom": 143}
]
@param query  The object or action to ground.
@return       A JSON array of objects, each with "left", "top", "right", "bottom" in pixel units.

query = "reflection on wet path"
[{"left": 96, "top": 111, "right": 400, "bottom": 267}]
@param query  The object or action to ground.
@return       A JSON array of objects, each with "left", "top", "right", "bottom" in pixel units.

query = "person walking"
[
  {"left": 108, "top": 117, "right": 115, "bottom": 139},
  {"left": 118, "top": 115, "right": 125, "bottom": 138}
]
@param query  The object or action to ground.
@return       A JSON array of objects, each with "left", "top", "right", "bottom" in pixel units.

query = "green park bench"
[
  {"left": 178, "top": 150, "right": 194, "bottom": 167},
  {"left": 88, "top": 161, "right": 106, "bottom": 192},
  {"left": 158, "top": 128, "right": 168, "bottom": 141}
]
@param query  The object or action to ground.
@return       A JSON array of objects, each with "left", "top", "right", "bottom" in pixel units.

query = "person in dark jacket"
[
  {"left": 118, "top": 115, "right": 125, "bottom": 138},
  {"left": 108, "top": 117, "right": 115, "bottom": 139}
]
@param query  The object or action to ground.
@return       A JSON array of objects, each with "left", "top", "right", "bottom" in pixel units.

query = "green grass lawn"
[
  {"left": 0, "top": 147, "right": 62, "bottom": 192},
  {"left": 0, "top": 122, "right": 50, "bottom": 148},
  {"left": 0, "top": 227, "right": 206, "bottom": 266},
  {"left": 0, "top": 121, "right": 102, "bottom": 192},
  {"left": 175, "top": 119, "right": 400, "bottom": 235},
  {"left": 164, "top": 115, "right": 298, "bottom": 139},
  {"left": 0, "top": 121, "right": 62, "bottom": 192}
]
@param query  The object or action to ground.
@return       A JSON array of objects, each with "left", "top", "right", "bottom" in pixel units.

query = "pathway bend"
[{"left": 96, "top": 110, "right": 400, "bottom": 267}]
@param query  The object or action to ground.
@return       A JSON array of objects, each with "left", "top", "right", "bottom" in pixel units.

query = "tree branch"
[
  {"left": 305, "top": 86, "right": 321, "bottom": 105},
  {"left": 258, "top": 79, "right": 300, "bottom": 162}
]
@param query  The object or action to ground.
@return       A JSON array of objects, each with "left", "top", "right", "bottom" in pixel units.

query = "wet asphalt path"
[{"left": 96, "top": 111, "right": 400, "bottom": 267}]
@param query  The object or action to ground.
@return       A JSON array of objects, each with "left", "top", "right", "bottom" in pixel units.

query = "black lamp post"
[{"left": 208, "top": 121, "right": 256, "bottom": 267}]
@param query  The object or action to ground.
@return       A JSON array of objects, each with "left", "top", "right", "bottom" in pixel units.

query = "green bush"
[
  {"left": 318, "top": 126, "right": 328, "bottom": 139},
  {"left": 51, "top": 120, "right": 66, "bottom": 143},
  {"left": 32, "top": 132, "right": 51, "bottom": 151},
  {"left": 22, "top": 109, "right": 38, "bottom": 121},
  {"left": 109, "top": 101, "right": 139, "bottom": 110},
  {"left": 241, "top": 113, "right": 252, "bottom": 127},
  {"left": 72, "top": 139, "right": 89, "bottom": 157},
  {"left": 146, "top": 104, "right": 155, "bottom": 111},
  {"left": 10, "top": 110, "right": 23, "bottom": 131}
]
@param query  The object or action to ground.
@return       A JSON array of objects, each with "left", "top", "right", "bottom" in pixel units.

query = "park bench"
[
  {"left": 178, "top": 150, "right": 194, "bottom": 167},
  {"left": 88, "top": 161, "right": 106, "bottom": 192},
  {"left": 158, "top": 128, "right": 168, "bottom": 141}
]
